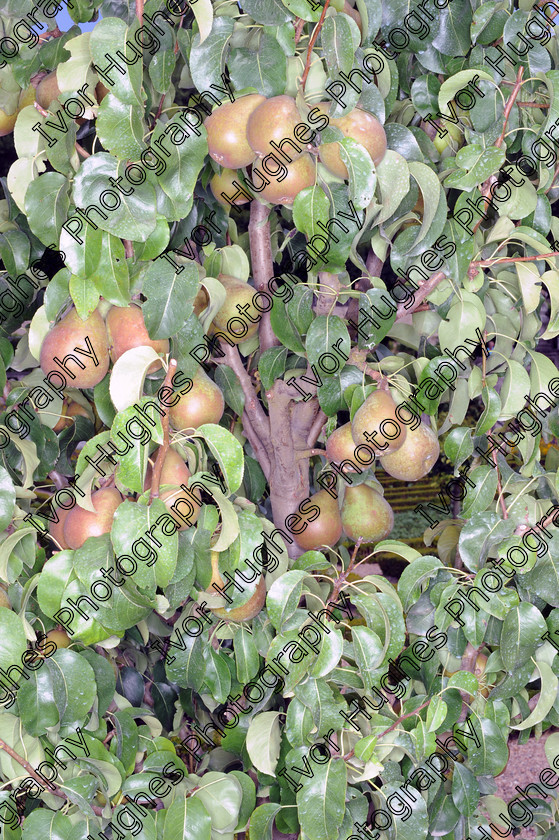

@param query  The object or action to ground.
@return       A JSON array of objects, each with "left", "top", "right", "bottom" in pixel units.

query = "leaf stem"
[{"left": 149, "top": 358, "right": 177, "bottom": 503}]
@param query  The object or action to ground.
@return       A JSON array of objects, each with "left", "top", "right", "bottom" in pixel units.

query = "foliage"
[{"left": 1, "top": 0, "right": 559, "bottom": 838}]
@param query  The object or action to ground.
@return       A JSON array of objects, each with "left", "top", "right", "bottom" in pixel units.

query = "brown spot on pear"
[
  {"left": 205, "top": 94, "right": 265, "bottom": 169},
  {"left": 341, "top": 484, "right": 393, "bottom": 543},
  {"left": 351, "top": 390, "right": 406, "bottom": 456},
  {"left": 380, "top": 422, "right": 439, "bottom": 481},
  {"left": 144, "top": 447, "right": 200, "bottom": 530},
  {"left": 210, "top": 168, "right": 252, "bottom": 207},
  {"left": 106, "top": 304, "right": 169, "bottom": 373},
  {"left": 326, "top": 422, "right": 360, "bottom": 469},
  {"left": 169, "top": 370, "right": 225, "bottom": 431},
  {"left": 294, "top": 489, "right": 343, "bottom": 552},
  {"left": 259, "top": 154, "right": 316, "bottom": 206},
  {"left": 40, "top": 307, "right": 110, "bottom": 389},
  {"left": 36, "top": 72, "right": 61, "bottom": 109},
  {"left": 318, "top": 105, "right": 387, "bottom": 178},
  {"left": 246, "top": 95, "right": 304, "bottom": 159},
  {"left": 208, "top": 550, "right": 266, "bottom": 621},
  {"left": 211, "top": 274, "right": 261, "bottom": 343},
  {"left": 63, "top": 487, "right": 123, "bottom": 550}
]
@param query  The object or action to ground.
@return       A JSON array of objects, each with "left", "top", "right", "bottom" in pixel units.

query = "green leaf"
[
  {"left": 25, "top": 172, "right": 70, "bottom": 246},
  {"left": 246, "top": 711, "right": 282, "bottom": 775},
  {"left": 44, "top": 648, "right": 97, "bottom": 727},
  {"left": 162, "top": 796, "right": 211, "bottom": 840},
  {"left": 69, "top": 273, "right": 100, "bottom": 320},
  {"left": 511, "top": 661, "right": 558, "bottom": 730},
  {"left": 0, "top": 608, "right": 27, "bottom": 673},
  {"left": 292, "top": 186, "right": 330, "bottom": 240},
  {"left": 151, "top": 114, "right": 209, "bottom": 220},
  {"left": 444, "top": 144, "right": 506, "bottom": 190},
  {"left": 189, "top": 16, "right": 234, "bottom": 91},
  {"left": 96, "top": 94, "right": 146, "bottom": 160},
  {"left": 0, "top": 466, "right": 16, "bottom": 531},
  {"left": 305, "top": 315, "right": 349, "bottom": 372},
  {"left": 192, "top": 772, "right": 242, "bottom": 831},
  {"left": 321, "top": 15, "right": 360, "bottom": 75},
  {"left": 142, "top": 258, "right": 199, "bottom": 339},
  {"left": 297, "top": 758, "right": 347, "bottom": 840},
  {"left": 266, "top": 569, "right": 307, "bottom": 631},
  {"left": 350, "top": 625, "right": 384, "bottom": 689},
  {"left": 90, "top": 18, "right": 143, "bottom": 107},
  {"left": 339, "top": 137, "right": 377, "bottom": 210},
  {"left": 451, "top": 763, "right": 479, "bottom": 817},
  {"left": 234, "top": 625, "right": 260, "bottom": 683},
  {"left": 248, "top": 803, "right": 283, "bottom": 840},
  {"left": 229, "top": 31, "right": 287, "bottom": 97},
  {"left": 500, "top": 602, "right": 547, "bottom": 671},
  {"left": 199, "top": 424, "right": 244, "bottom": 494},
  {"left": 464, "top": 715, "right": 509, "bottom": 776}
]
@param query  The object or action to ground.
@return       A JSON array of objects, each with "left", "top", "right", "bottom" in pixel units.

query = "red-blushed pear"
[
  {"left": 211, "top": 275, "right": 261, "bottom": 344},
  {"left": 294, "top": 489, "right": 343, "bottom": 552},
  {"left": 326, "top": 422, "right": 360, "bottom": 470},
  {"left": 63, "top": 487, "right": 123, "bottom": 550},
  {"left": 380, "top": 422, "right": 439, "bottom": 481},
  {"left": 259, "top": 154, "right": 316, "bottom": 207},
  {"left": 106, "top": 304, "right": 169, "bottom": 373},
  {"left": 49, "top": 506, "right": 72, "bottom": 550},
  {"left": 40, "top": 307, "right": 110, "bottom": 389},
  {"left": 207, "top": 551, "right": 266, "bottom": 621},
  {"left": 351, "top": 389, "right": 406, "bottom": 456},
  {"left": 169, "top": 370, "right": 225, "bottom": 431},
  {"left": 318, "top": 104, "right": 387, "bottom": 179},
  {"left": 205, "top": 94, "right": 265, "bottom": 169},
  {"left": 246, "top": 95, "right": 304, "bottom": 159},
  {"left": 144, "top": 447, "right": 200, "bottom": 530},
  {"left": 341, "top": 484, "right": 393, "bottom": 543},
  {"left": 210, "top": 169, "right": 252, "bottom": 207}
]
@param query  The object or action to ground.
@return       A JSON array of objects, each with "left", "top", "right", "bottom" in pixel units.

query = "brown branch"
[
  {"left": 123, "top": 240, "right": 134, "bottom": 259},
  {"left": 294, "top": 17, "right": 305, "bottom": 43},
  {"left": 295, "top": 448, "right": 326, "bottom": 458},
  {"left": 394, "top": 270, "right": 446, "bottom": 321},
  {"left": 377, "top": 696, "right": 431, "bottom": 740},
  {"left": 517, "top": 101, "right": 550, "bottom": 107},
  {"left": 248, "top": 201, "right": 280, "bottom": 351},
  {"left": 34, "top": 101, "right": 49, "bottom": 117},
  {"left": 307, "top": 408, "right": 327, "bottom": 447},
  {"left": 472, "top": 251, "right": 559, "bottom": 267},
  {"left": 314, "top": 272, "right": 340, "bottom": 316},
  {"left": 301, "top": 0, "right": 333, "bottom": 90},
  {"left": 326, "top": 537, "right": 362, "bottom": 608},
  {"left": 75, "top": 143, "right": 90, "bottom": 159},
  {"left": 149, "top": 359, "right": 177, "bottom": 503},
  {"left": 472, "top": 67, "right": 524, "bottom": 235},
  {"left": 496, "top": 66, "right": 524, "bottom": 149},
  {"left": 218, "top": 342, "right": 271, "bottom": 443},
  {"left": 37, "top": 26, "right": 62, "bottom": 44},
  {"left": 136, "top": 0, "right": 144, "bottom": 25},
  {"left": 0, "top": 737, "right": 103, "bottom": 816}
]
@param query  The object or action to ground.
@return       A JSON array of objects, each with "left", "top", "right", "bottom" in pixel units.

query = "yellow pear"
[
  {"left": 211, "top": 274, "right": 261, "bottom": 344},
  {"left": 341, "top": 484, "right": 393, "bottom": 543},
  {"left": 380, "top": 422, "right": 439, "bottom": 481},
  {"left": 169, "top": 370, "right": 225, "bottom": 431}
]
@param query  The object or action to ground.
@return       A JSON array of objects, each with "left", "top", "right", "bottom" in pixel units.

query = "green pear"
[
  {"left": 341, "top": 484, "right": 393, "bottom": 543},
  {"left": 144, "top": 447, "right": 200, "bottom": 530},
  {"left": 380, "top": 422, "right": 439, "bottom": 481},
  {"left": 295, "top": 489, "right": 343, "bottom": 551},
  {"left": 205, "top": 94, "right": 265, "bottom": 169},
  {"left": 351, "top": 390, "right": 406, "bottom": 456},
  {"left": 212, "top": 274, "right": 261, "bottom": 344},
  {"left": 326, "top": 422, "right": 360, "bottom": 469}
]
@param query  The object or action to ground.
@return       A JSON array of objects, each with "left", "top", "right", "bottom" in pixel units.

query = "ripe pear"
[
  {"left": 49, "top": 506, "right": 72, "bottom": 549},
  {"left": 36, "top": 72, "right": 61, "bottom": 109},
  {"left": 53, "top": 400, "right": 91, "bottom": 432},
  {"left": 208, "top": 551, "right": 266, "bottom": 621},
  {"left": 294, "top": 489, "right": 343, "bottom": 552},
  {"left": 341, "top": 484, "right": 393, "bottom": 543},
  {"left": 211, "top": 274, "right": 261, "bottom": 343},
  {"left": 169, "top": 370, "right": 225, "bottom": 431},
  {"left": 318, "top": 105, "right": 387, "bottom": 178},
  {"left": 326, "top": 422, "right": 359, "bottom": 469},
  {"left": 144, "top": 447, "right": 200, "bottom": 529},
  {"left": 63, "top": 487, "right": 123, "bottom": 550},
  {"left": 380, "top": 422, "right": 439, "bottom": 481},
  {"left": 205, "top": 94, "right": 265, "bottom": 169},
  {"left": 259, "top": 154, "right": 316, "bottom": 206},
  {"left": 247, "top": 95, "right": 304, "bottom": 159},
  {"left": 210, "top": 168, "right": 252, "bottom": 207},
  {"left": 106, "top": 304, "right": 169, "bottom": 372},
  {"left": 45, "top": 629, "right": 71, "bottom": 649},
  {"left": 0, "top": 107, "right": 17, "bottom": 137},
  {"left": 40, "top": 307, "right": 110, "bottom": 389},
  {"left": 351, "top": 390, "right": 406, "bottom": 456}
]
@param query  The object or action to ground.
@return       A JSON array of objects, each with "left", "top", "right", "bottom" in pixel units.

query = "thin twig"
[
  {"left": 377, "top": 697, "right": 432, "bottom": 740},
  {"left": 326, "top": 537, "right": 363, "bottom": 609},
  {"left": 294, "top": 17, "right": 305, "bottom": 43},
  {"left": 136, "top": 0, "right": 144, "bottom": 26},
  {"left": 394, "top": 270, "right": 446, "bottom": 321},
  {"left": 149, "top": 359, "right": 177, "bottom": 503},
  {"left": 75, "top": 143, "right": 90, "bottom": 159},
  {"left": 306, "top": 408, "right": 327, "bottom": 447},
  {"left": 301, "top": 0, "right": 332, "bottom": 90},
  {"left": 471, "top": 251, "right": 559, "bottom": 267}
]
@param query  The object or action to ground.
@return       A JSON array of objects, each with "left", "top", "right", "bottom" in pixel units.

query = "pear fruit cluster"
[
  {"left": 296, "top": 389, "right": 440, "bottom": 551},
  {"left": 205, "top": 93, "right": 386, "bottom": 208}
]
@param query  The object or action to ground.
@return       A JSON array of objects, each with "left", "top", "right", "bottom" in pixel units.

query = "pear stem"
[{"left": 149, "top": 358, "right": 177, "bottom": 503}]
